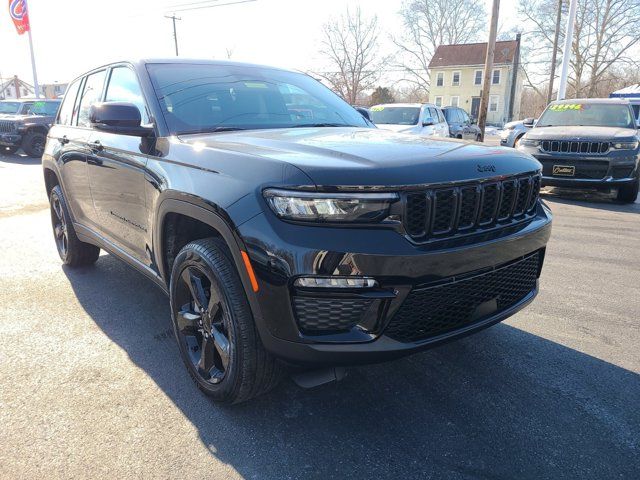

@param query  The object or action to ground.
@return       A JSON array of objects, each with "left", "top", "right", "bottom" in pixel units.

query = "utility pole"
[
  {"left": 557, "top": 0, "right": 577, "bottom": 100},
  {"left": 165, "top": 14, "right": 182, "bottom": 56},
  {"left": 547, "top": 0, "right": 563, "bottom": 104},
  {"left": 477, "top": 0, "right": 500, "bottom": 142}
]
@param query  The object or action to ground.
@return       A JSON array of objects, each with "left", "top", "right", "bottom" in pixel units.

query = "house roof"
[{"left": 429, "top": 40, "right": 518, "bottom": 68}]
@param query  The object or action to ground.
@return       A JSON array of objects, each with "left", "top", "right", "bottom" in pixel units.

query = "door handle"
[
  {"left": 90, "top": 140, "right": 103, "bottom": 152},
  {"left": 58, "top": 135, "right": 69, "bottom": 145}
]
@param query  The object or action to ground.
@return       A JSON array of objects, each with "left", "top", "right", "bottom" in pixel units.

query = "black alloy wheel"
[
  {"left": 51, "top": 191, "right": 69, "bottom": 258},
  {"left": 175, "top": 264, "right": 232, "bottom": 385},
  {"left": 169, "top": 238, "right": 282, "bottom": 404}
]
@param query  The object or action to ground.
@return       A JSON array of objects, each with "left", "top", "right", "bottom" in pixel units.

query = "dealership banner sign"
[{"left": 9, "top": 0, "right": 30, "bottom": 35}]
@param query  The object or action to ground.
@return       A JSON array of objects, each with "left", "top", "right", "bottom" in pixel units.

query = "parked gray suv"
[
  {"left": 0, "top": 99, "right": 61, "bottom": 157},
  {"left": 517, "top": 98, "right": 639, "bottom": 203}
]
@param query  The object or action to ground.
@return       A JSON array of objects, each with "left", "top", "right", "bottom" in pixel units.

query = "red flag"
[{"left": 8, "top": 0, "right": 30, "bottom": 35}]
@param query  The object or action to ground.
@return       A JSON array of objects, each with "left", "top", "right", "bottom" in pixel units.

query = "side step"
[{"left": 291, "top": 367, "right": 347, "bottom": 389}]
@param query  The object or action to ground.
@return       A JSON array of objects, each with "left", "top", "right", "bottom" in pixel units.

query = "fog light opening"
[{"left": 294, "top": 276, "right": 377, "bottom": 288}]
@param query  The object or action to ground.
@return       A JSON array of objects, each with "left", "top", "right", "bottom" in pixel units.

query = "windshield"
[
  {"left": 370, "top": 106, "right": 420, "bottom": 125},
  {"left": 146, "top": 63, "right": 370, "bottom": 134},
  {"left": 28, "top": 101, "right": 61, "bottom": 116},
  {"left": 537, "top": 103, "right": 635, "bottom": 128},
  {"left": 0, "top": 102, "right": 21, "bottom": 114}
]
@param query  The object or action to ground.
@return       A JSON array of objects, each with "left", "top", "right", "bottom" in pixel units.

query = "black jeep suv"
[
  {"left": 0, "top": 99, "right": 61, "bottom": 156},
  {"left": 517, "top": 98, "right": 640, "bottom": 203},
  {"left": 43, "top": 60, "right": 552, "bottom": 403}
]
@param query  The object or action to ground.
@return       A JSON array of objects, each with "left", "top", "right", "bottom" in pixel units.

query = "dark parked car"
[
  {"left": 517, "top": 98, "right": 639, "bottom": 203},
  {"left": 43, "top": 59, "right": 552, "bottom": 403},
  {"left": 0, "top": 99, "right": 61, "bottom": 156},
  {"left": 442, "top": 106, "right": 481, "bottom": 141}
]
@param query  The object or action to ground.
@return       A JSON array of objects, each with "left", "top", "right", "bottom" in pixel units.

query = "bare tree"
[
  {"left": 316, "top": 7, "right": 384, "bottom": 104},
  {"left": 519, "top": 0, "right": 640, "bottom": 100},
  {"left": 392, "top": 0, "right": 487, "bottom": 92}
]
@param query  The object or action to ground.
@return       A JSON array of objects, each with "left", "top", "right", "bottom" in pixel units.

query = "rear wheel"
[
  {"left": 1, "top": 145, "right": 19, "bottom": 155},
  {"left": 49, "top": 185, "right": 100, "bottom": 266},
  {"left": 616, "top": 177, "right": 639, "bottom": 203},
  {"left": 169, "top": 238, "right": 282, "bottom": 404},
  {"left": 22, "top": 130, "right": 46, "bottom": 158}
]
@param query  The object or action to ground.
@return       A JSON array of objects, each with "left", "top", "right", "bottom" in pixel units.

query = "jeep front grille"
[
  {"left": 540, "top": 140, "right": 609, "bottom": 155},
  {"left": 403, "top": 174, "right": 540, "bottom": 242},
  {"left": 0, "top": 121, "right": 16, "bottom": 133}
]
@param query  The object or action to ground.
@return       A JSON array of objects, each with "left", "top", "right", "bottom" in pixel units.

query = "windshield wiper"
[
  {"left": 290, "top": 123, "right": 351, "bottom": 128},
  {"left": 176, "top": 126, "right": 246, "bottom": 135}
]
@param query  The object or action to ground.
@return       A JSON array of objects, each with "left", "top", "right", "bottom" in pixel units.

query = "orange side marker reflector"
[{"left": 241, "top": 250, "right": 259, "bottom": 292}]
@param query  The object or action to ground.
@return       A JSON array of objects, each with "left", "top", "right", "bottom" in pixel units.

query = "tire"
[
  {"left": 1, "top": 145, "right": 19, "bottom": 155},
  {"left": 21, "top": 130, "right": 46, "bottom": 158},
  {"left": 49, "top": 185, "right": 100, "bottom": 266},
  {"left": 616, "top": 177, "right": 639, "bottom": 203},
  {"left": 169, "top": 238, "right": 282, "bottom": 404}
]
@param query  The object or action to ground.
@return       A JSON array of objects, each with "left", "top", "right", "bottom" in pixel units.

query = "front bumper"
[
  {"left": 0, "top": 133, "right": 22, "bottom": 147},
  {"left": 238, "top": 203, "right": 553, "bottom": 366},
  {"left": 518, "top": 146, "right": 639, "bottom": 190}
]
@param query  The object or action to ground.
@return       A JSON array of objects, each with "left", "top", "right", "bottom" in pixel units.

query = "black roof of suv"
[{"left": 42, "top": 59, "right": 551, "bottom": 403}]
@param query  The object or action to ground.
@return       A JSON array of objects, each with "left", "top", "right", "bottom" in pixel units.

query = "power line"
[{"left": 167, "top": 0, "right": 257, "bottom": 13}]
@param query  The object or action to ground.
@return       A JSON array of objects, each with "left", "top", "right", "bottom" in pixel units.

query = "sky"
[{"left": 1, "top": 0, "right": 520, "bottom": 86}]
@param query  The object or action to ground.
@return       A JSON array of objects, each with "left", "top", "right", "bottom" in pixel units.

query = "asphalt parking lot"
[{"left": 1, "top": 151, "right": 638, "bottom": 479}]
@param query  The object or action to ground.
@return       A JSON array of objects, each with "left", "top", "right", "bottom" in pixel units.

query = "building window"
[
  {"left": 452, "top": 71, "right": 461, "bottom": 86},
  {"left": 434, "top": 96, "right": 443, "bottom": 107},
  {"left": 489, "top": 95, "right": 499, "bottom": 112},
  {"left": 474, "top": 70, "right": 483, "bottom": 86},
  {"left": 492, "top": 69, "right": 501, "bottom": 85},
  {"left": 451, "top": 96, "right": 460, "bottom": 107},
  {"left": 436, "top": 72, "right": 444, "bottom": 87}
]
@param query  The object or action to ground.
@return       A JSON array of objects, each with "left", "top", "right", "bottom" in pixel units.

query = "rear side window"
[
  {"left": 105, "top": 67, "right": 150, "bottom": 125},
  {"left": 57, "top": 79, "right": 81, "bottom": 125},
  {"left": 77, "top": 70, "right": 106, "bottom": 128},
  {"left": 461, "top": 110, "right": 471, "bottom": 123},
  {"left": 437, "top": 108, "right": 446, "bottom": 123}
]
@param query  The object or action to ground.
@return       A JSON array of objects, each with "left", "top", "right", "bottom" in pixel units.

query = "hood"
[
  {"left": 375, "top": 124, "right": 419, "bottom": 133},
  {"left": 178, "top": 127, "right": 541, "bottom": 187},
  {"left": 527, "top": 125, "right": 638, "bottom": 142}
]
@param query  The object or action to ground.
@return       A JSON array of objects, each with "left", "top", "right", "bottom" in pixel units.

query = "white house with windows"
[
  {"left": 427, "top": 38, "right": 524, "bottom": 126},
  {"left": 0, "top": 76, "right": 35, "bottom": 99}
]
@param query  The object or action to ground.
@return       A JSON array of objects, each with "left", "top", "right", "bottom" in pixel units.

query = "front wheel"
[
  {"left": 169, "top": 238, "right": 282, "bottom": 404},
  {"left": 617, "top": 177, "right": 639, "bottom": 203},
  {"left": 22, "top": 130, "right": 46, "bottom": 158}
]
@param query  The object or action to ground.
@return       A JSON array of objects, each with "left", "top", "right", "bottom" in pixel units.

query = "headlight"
[
  {"left": 519, "top": 138, "right": 540, "bottom": 147},
  {"left": 611, "top": 141, "right": 639, "bottom": 150},
  {"left": 263, "top": 189, "right": 399, "bottom": 223}
]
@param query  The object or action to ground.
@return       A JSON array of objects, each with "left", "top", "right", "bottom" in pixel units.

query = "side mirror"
[
  {"left": 354, "top": 107, "right": 371, "bottom": 122},
  {"left": 523, "top": 117, "right": 535, "bottom": 127},
  {"left": 422, "top": 118, "right": 435, "bottom": 127},
  {"left": 90, "top": 102, "right": 152, "bottom": 136}
]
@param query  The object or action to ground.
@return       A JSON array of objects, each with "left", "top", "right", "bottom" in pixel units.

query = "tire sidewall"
[
  {"left": 169, "top": 243, "right": 244, "bottom": 400},
  {"left": 23, "top": 131, "right": 46, "bottom": 157}
]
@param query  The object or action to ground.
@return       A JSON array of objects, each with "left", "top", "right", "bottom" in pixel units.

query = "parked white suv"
[{"left": 370, "top": 103, "right": 449, "bottom": 137}]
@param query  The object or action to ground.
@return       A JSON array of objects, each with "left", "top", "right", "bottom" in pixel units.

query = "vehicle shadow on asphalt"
[
  {"left": 63, "top": 255, "right": 640, "bottom": 479},
  {"left": 0, "top": 152, "right": 41, "bottom": 165}
]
